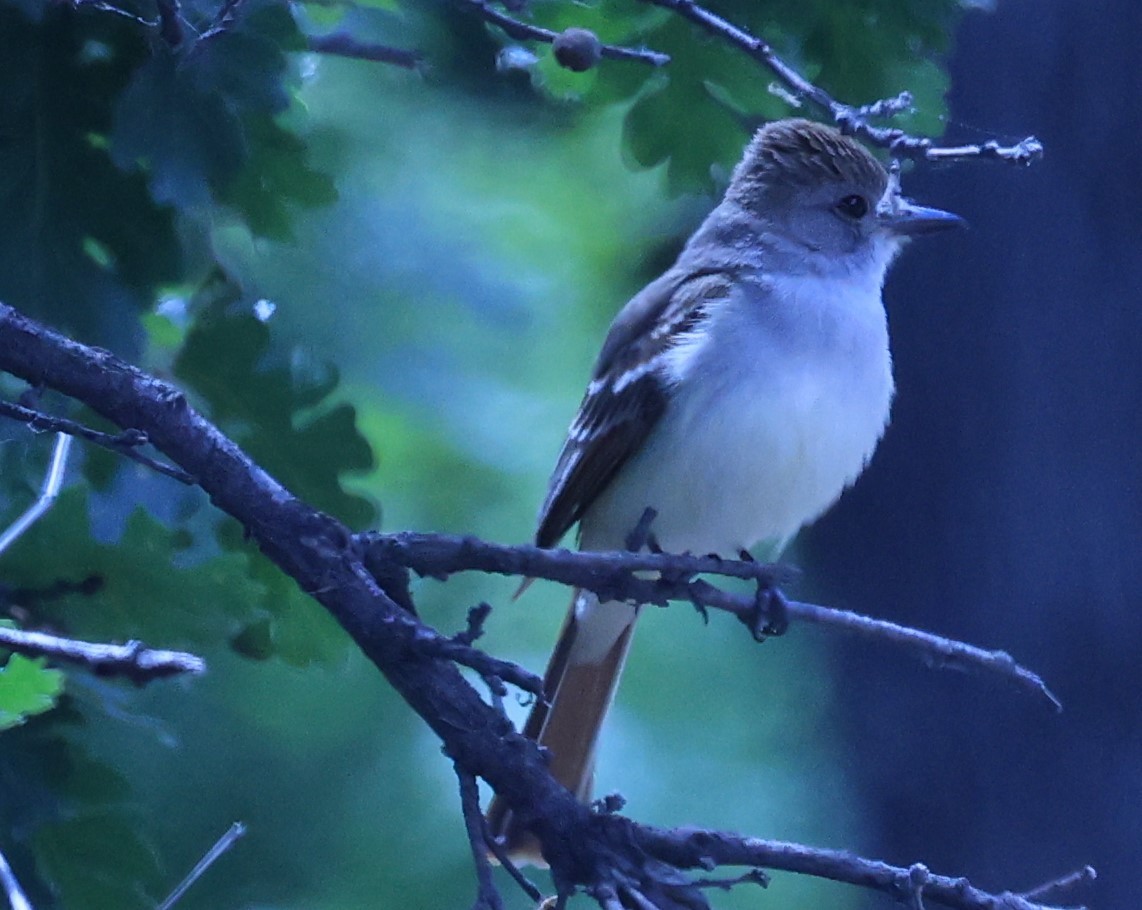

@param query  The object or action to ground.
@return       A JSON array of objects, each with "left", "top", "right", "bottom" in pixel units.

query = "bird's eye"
[{"left": 836, "top": 194, "right": 869, "bottom": 219}]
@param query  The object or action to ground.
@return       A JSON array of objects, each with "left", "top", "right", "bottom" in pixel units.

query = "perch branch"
[
  {"left": 0, "top": 301, "right": 1084, "bottom": 910},
  {"left": 643, "top": 0, "right": 1043, "bottom": 165},
  {"left": 461, "top": 0, "right": 670, "bottom": 67},
  {"left": 0, "top": 625, "right": 205, "bottom": 683},
  {"left": 359, "top": 532, "right": 1061, "bottom": 711}
]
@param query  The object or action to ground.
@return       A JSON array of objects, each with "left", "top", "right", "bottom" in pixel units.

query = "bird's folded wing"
[{"left": 535, "top": 267, "right": 738, "bottom": 548}]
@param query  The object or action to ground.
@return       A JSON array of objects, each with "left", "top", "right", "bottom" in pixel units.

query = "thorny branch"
[
  {"left": 641, "top": 0, "right": 1043, "bottom": 165},
  {"left": 0, "top": 300, "right": 1088, "bottom": 910}
]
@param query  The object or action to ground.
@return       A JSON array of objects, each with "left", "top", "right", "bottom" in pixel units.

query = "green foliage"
[
  {"left": 173, "top": 272, "right": 376, "bottom": 529},
  {"left": 0, "top": 4, "right": 178, "bottom": 344},
  {"left": 505, "top": 0, "right": 960, "bottom": 191},
  {"left": 0, "top": 0, "right": 965, "bottom": 906},
  {"left": 0, "top": 648, "right": 65, "bottom": 730}
]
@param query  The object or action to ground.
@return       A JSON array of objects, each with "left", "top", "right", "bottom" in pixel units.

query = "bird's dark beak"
[{"left": 878, "top": 198, "right": 966, "bottom": 236}]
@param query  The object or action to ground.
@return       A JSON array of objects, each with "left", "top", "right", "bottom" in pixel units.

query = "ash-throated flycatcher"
[{"left": 488, "top": 119, "right": 962, "bottom": 861}]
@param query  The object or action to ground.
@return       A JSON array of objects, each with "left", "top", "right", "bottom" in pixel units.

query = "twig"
[
  {"left": 0, "top": 399, "right": 195, "bottom": 486},
  {"left": 306, "top": 33, "right": 423, "bottom": 70},
  {"left": 411, "top": 622, "right": 543, "bottom": 700},
  {"left": 484, "top": 824, "right": 543, "bottom": 904},
  {"left": 359, "top": 532, "right": 1060, "bottom": 711},
  {"left": 156, "top": 822, "right": 246, "bottom": 910},
  {"left": 461, "top": 0, "right": 669, "bottom": 67},
  {"left": 0, "top": 626, "right": 205, "bottom": 684},
  {"left": 1020, "top": 867, "right": 1097, "bottom": 904},
  {"left": 455, "top": 763, "right": 504, "bottom": 910},
  {"left": 630, "top": 825, "right": 1088, "bottom": 910},
  {"left": 0, "top": 846, "right": 32, "bottom": 910},
  {"left": 641, "top": 0, "right": 1043, "bottom": 165},
  {"left": 0, "top": 433, "right": 71, "bottom": 558}
]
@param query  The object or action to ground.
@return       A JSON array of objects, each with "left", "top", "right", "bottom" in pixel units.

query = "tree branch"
[
  {"left": 642, "top": 0, "right": 1043, "bottom": 165},
  {"left": 306, "top": 33, "right": 424, "bottom": 70},
  {"left": 0, "top": 398, "right": 195, "bottom": 486},
  {"left": 359, "top": 532, "right": 1061, "bottom": 711},
  {"left": 0, "top": 301, "right": 1085, "bottom": 910},
  {"left": 0, "top": 625, "right": 205, "bottom": 684},
  {"left": 461, "top": 0, "right": 670, "bottom": 67}
]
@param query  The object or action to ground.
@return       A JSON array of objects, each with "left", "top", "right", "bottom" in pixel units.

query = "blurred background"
[{"left": 0, "top": 0, "right": 1136, "bottom": 908}]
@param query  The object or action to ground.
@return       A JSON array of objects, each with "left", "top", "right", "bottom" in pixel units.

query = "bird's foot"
[{"left": 743, "top": 585, "right": 789, "bottom": 641}]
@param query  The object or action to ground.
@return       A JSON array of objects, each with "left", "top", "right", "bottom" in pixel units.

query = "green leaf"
[
  {"left": 110, "top": 0, "right": 332, "bottom": 237},
  {"left": 0, "top": 5, "right": 181, "bottom": 345},
  {"left": 34, "top": 812, "right": 163, "bottom": 910},
  {"left": 0, "top": 651, "right": 64, "bottom": 730},
  {"left": 217, "top": 115, "right": 339, "bottom": 241},
  {"left": 174, "top": 275, "right": 377, "bottom": 529}
]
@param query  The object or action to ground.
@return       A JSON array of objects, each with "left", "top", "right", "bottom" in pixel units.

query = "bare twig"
[
  {"left": 461, "top": 0, "right": 670, "bottom": 67},
  {"left": 411, "top": 622, "right": 543, "bottom": 699},
  {"left": 630, "top": 825, "right": 1088, "bottom": 910},
  {"left": 0, "top": 433, "right": 71, "bottom": 558},
  {"left": 484, "top": 826, "right": 543, "bottom": 904},
  {"left": 0, "top": 845, "right": 32, "bottom": 910},
  {"left": 0, "top": 625, "right": 205, "bottom": 683},
  {"left": 1021, "top": 867, "right": 1098, "bottom": 904},
  {"left": 0, "top": 399, "right": 195, "bottom": 486},
  {"left": 359, "top": 532, "right": 1061, "bottom": 711},
  {"left": 306, "top": 33, "right": 424, "bottom": 70},
  {"left": 455, "top": 763, "right": 504, "bottom": 910},
  {"left": 641, "top": 0, "right": 1043, "bottom": 165},
  {"left": 156, "top": 822, "right": 246, "bottom": 910}
]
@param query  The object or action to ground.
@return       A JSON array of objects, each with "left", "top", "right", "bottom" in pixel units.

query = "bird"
[{"left": 487, "top": 118, "right": 963, "bottom": 863}]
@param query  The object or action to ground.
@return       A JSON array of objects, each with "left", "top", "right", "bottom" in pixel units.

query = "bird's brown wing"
[{"left": 535, "top": 268, "right": 735, "bottom": 548}]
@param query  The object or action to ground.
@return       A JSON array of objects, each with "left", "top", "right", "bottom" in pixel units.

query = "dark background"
[{"left": 817, "top": 1, "right": 1142, "bottom": 906}]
